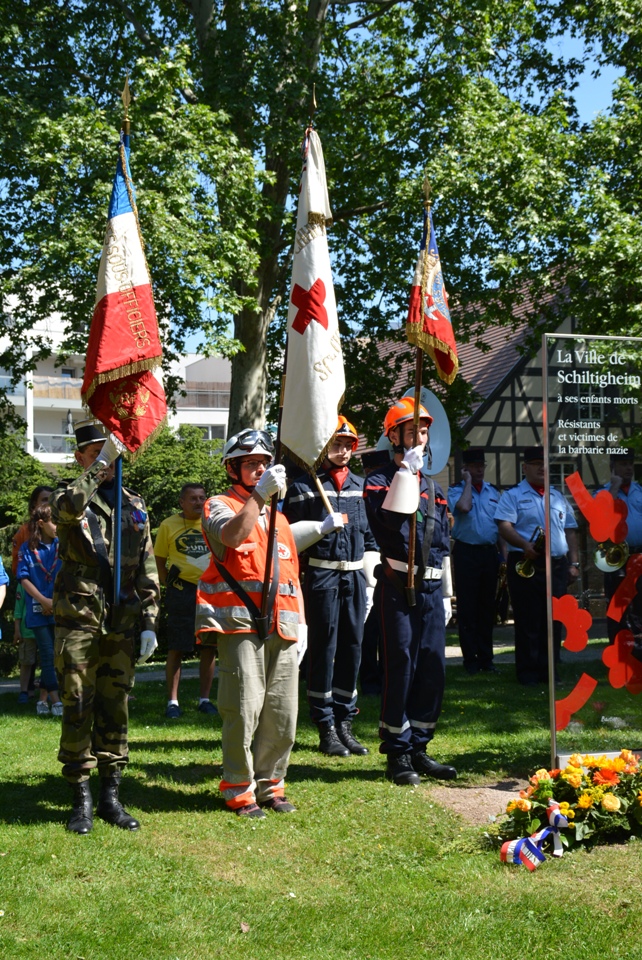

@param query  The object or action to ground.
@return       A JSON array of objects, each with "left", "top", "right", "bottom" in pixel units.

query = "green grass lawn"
[{"left": 2, "top": 659, "right": 642, "bottom": 959}]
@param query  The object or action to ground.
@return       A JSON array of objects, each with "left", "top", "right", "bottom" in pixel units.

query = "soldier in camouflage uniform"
[{"left": 52, "top": 420, "right": 160, "bottom": 834}]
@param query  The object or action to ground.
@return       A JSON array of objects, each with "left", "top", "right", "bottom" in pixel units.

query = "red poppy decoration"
[
  {"left": 552, "top": 594, "right": 592, "bottom": 653},
  {"left": 602, "top": 630, "right": 642, "bottom": 694},
  {"left": 607, "top": 554, "right": 642, "bottom": 624},
  {"left": 555, "top": 673, "right": 599, "bottom": 731},
  {"left": 565, "top": 472, "right": 628, "bottom": 542}
]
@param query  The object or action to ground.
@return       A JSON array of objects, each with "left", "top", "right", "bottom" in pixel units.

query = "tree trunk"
[{"left": 190, "top": 0, "right": 330, "bottom": 436}]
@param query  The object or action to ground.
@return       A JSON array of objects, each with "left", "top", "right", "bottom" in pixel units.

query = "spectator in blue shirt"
[{"left": 17, "top": 504, "right": 63, "bottom": 715}]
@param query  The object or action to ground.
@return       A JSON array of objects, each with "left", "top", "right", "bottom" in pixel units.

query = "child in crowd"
[
  {"left": 17, "top": 504, "right": 62, "bottom": 716},
  {"left": 12, "top": 486, "right": 54, "bottom": 700},
  {"left": 13, "top": 583, "right": 37, "bottom": 704}
]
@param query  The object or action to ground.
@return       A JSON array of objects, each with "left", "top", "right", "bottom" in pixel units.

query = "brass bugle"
[
  {"left": 516, "top": 527, "right": 545, "bottom": 578},
  {"left": 594, "top": 541, "right": 629, "bottom": 573}
]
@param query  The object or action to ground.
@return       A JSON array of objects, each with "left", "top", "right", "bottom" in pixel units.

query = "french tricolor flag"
[{"left": 82, "top": 131, "right": 166, "bottom": 453}]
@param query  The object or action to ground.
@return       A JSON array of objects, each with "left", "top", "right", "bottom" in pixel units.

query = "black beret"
[
  {"left": 523, "top": 446, "right": 544, "bottom": 463},
  {"left": 463, "top": 448, "right": 486, "bottom": 465}
]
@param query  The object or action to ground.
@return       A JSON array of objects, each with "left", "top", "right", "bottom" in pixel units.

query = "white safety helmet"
[{"left": 222, "top": 428, "right": 275, "bottom": 464}]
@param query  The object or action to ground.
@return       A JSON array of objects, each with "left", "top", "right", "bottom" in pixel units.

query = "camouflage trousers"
[{"left": 54, "top": 625, "right": 136, "bottom": 783}]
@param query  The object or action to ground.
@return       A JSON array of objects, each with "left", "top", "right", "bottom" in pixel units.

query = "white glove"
[
  {"left": 401, "top": 445, "right": 425, "bottom": 475},
  {"left": 320, "top": 512, "right": 344, "bottom": 535},
  {"left": 138, "top": 630, "right": 158, "bottom": 664},
  {"left": 443, "top": 598, "right": 453, "bottom": 626},
  {"left": 96, "top": 433, "right": 126, "bottom": 466},
  {"left": 297, "top": 623, "right": 308, "bottom": 665},
  {"left": 254, "top": 464, "right": 286, "bottom": 502}
]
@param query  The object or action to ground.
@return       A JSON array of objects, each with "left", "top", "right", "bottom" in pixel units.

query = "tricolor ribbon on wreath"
[{"left": 500, "top": 800, "right": 569, "bottom": 871}]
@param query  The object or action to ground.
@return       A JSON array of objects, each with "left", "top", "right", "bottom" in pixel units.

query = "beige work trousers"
[{"left": 217, "top": 630, "right": 298, "bottom": 803}]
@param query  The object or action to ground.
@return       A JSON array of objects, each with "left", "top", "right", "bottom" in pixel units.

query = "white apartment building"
[{"left": 2, "top": 317, "right": 231, "bottom": 468}]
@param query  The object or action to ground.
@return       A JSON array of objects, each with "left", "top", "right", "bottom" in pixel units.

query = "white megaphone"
[
  {"left": 375, "top": 387, "right": 451, "bottom": 477},
  {"left": 382, "top": 460, "right": 420, "bottom": 514}
]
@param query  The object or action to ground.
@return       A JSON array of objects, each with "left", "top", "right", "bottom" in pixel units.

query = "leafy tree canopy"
[
  {"left": 0, "top": 430, "right": 57, "bottom": 528},
  {"left": 0, "top": 1, "right": 637, "bottom": 445}
]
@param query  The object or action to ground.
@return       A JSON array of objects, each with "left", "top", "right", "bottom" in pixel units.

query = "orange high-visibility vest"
[{"left": 196, "top": 493, "right": 300, "bottom": 641}]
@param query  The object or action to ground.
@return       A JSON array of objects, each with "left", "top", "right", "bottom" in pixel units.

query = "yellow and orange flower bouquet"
[{"left": 499, "top": 750, "right": 642, "bottom": 849}]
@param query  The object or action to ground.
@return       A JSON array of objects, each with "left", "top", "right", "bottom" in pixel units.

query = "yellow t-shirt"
[{"left": 154, "top": 514, "right": 210, "bottom": 585}]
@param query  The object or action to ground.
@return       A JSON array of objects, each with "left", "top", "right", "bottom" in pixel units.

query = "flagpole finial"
[
  {"left": 422, "top": 176, "right": 431, "bottom": 211},
  {"left": 309, "top": 82, "right": 317, "bottom": 128},
  {"left": 121, "top": 73, "right": 131, "bottom": 135}
]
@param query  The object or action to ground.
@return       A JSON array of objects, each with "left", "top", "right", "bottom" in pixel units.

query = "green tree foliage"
[
  {"left": 0, "top": 430, "right": 58, "bottom": 528},
  {"left": 121, "top": 423, "right": 227, "bottom": 531},
  {"left": 0, "top": 1, "right": 632, "bottom": 444}
]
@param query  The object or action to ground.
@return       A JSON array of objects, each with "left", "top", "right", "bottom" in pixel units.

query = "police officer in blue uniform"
[
  {"left": 598, "top": 450, "right": 642, "bottom": 643},
  {"left": 448, "top": 449, "right": 504, "bottom": 674},
  {"left": 494, "top": 447, "right": 579, "bottom": 685},
  {"left": 364, "top": 397, "right": 457, "bottom": 786},
  {"left": 283, "top": 417, "right": 379, "bottom": 757}
]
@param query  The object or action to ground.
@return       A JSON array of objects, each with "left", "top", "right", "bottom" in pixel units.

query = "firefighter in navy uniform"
[
  {"left": 364, "top": 397, "right": 457, "bottom": 786},
  {"left": 283, "top": 416, "right": 379, "bottom": 757}
]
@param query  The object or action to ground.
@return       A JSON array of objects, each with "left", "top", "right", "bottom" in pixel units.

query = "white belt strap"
[
  {"left": 308, "top": 558, "right": 364, "bottom": 571},
  {"left": 386, "top": 557, "right": 443, "bottom": 580}
]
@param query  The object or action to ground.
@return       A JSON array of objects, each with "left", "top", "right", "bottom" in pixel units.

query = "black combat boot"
[
  {"left": 386, "top": 754, "right": 421, "bottom": 786},
  {"left": 337, "top": 720, "right": 369, "bottom": 755},
  {"left": 411, "top": 751, "right": 458, "bottom": 780},
  {"left": 96, "top": 772, "right": 140, "bottom": 830},
  {"left": 67, "top": 781, "right": 93, "bottom": 834},
  {"left": 318, "top": 721, "right": 350, "bottom": 757}
]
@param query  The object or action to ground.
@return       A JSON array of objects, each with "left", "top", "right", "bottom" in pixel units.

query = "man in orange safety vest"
[{"left": 196, "top": 429, "right": 303, "bottom": 818}]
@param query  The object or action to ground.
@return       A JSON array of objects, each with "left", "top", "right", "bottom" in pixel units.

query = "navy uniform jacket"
[
  {"left": 283, "top": 468, "right": 378, "bottom": 563},
  {"left": 364, "top": 462, "right": 449, "bottom": 577}
]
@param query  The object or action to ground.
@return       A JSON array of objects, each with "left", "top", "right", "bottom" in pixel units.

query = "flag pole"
[
  {"left": 259, "top": 367, "right": 286, "bottom": 626},
  {"left": 113, "top": 75, "right": 131, "bottom": 608},
  {"left": 260, "top": 94, "right": 325, "bottom": 624},
  {"left": 406, "top": 178, "right": 431, "bottom": 606},
  {"left": 306, "top": 85, "right": 335, "bottom": 519}
]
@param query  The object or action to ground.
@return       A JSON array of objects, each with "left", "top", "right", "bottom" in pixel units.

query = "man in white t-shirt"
[{"left": 155, "top": 484, "right": 217, "bottom": 718}]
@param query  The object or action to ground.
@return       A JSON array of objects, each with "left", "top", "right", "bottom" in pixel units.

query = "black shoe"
[
  {"left": 411, "top": 752, "right": 458, "bottom": 780},
  {"left": 197, "top": 699, "right": 219, "bottom": 715},
  {"left": 318, "top": 722, "right": 350, "bottom": 757},
  {"left": 464, "top": 662, "right": 480, "bottom": 675},
  {"left": 386, "top": 754, "right": 421, "bottom": 786},
  {"left": 97, "top": 773, "right": 140, "bottom": 830},
  {"left": 336, "top": 720, "right": 369, "bottom": 755},
  {"left": 480, "top": 664, "right": 500, "bottom": 674},
  {"left": 67, "top": 781, "right": 93, "bottom": 834},
  {"left": 235, "top": 802, "right": 267, "bottom": 819},
  {"left": 165, "top": 703, "right": 182, "bottom": 719},
  {"left": 260, "top": 797, "right": 297, "bottom": 813}
]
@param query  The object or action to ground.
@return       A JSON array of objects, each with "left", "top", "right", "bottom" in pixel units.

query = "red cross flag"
[{"left": 280, "top": 128, "right": 345, "bottom": 470}]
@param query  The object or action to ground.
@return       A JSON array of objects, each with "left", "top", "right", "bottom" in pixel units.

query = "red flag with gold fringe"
[
  {"left": 81, "top": 131, "right": 166, "bottom": 453},
  {"left": 406, "top": 207, "right": 458, "bottom": 384}
]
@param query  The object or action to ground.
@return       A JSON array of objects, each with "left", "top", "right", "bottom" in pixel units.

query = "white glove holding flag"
[
  {"left": 297, "top": 623, "right": 308, "bottom": 665},
  {"left": 320, "top": 512, "right": 344, "bottom": 535},
  {"left": 96, "top": 433, "right": 127, "bottom": 466},
  {"left": 138, "top": 630, "right": 158, "bottom": 664},
  {"left": 254, "top": 464, "right": 287, "bottom": 502},
  {"left": 443, "top": 598, "right": 453, "bottom": 626},
  {"left": 401, "top": 445, "right": 425, "bottom": 475}
]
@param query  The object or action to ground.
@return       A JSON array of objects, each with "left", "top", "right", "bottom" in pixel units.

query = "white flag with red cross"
[{"left": 280, "top": 128, "right": 345, "bottom": 471}]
